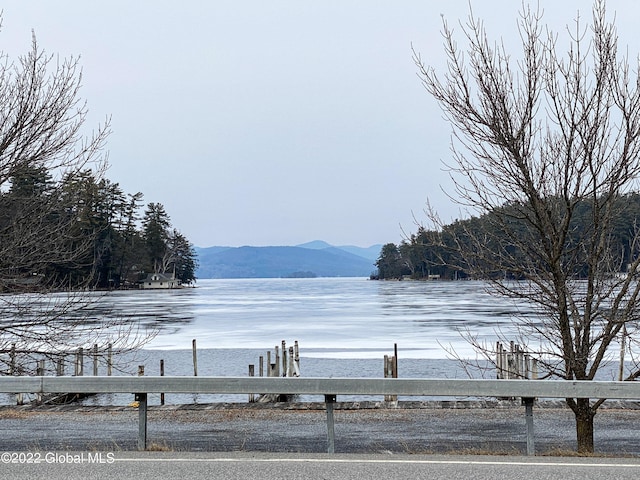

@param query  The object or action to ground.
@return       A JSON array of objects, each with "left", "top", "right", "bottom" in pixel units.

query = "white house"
[{"left": 140, "top": 273, "right": 181, "bottom": 289}]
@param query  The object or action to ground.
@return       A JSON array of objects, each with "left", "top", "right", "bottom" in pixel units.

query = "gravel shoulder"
[{"left": 1, "top": 400, "right": 640, "bottom": 456}]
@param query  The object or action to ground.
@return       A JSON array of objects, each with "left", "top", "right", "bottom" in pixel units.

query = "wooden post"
[
  {"left": 266, "top": 351, "right": 272, "bottom": 377},
  {"left": 37, "top": 359, "right": 44, "bottom": 402},
  {"left": 36, "top": 359, "right": 45, "bottom": 404},
  {"left": 503, "top": 344, "right": 508, "bottom": 379},
  {"left": 522, "top": 397, "right": 535, "bottom": 456},
  {"left": 293, "top": 344, "right": 301, "bottom": 377},
  {"left": 259, "top": 356, "right": 264, "bottom": 377},
  {"left": 393, "top": 343, "right": 398, "bottom": 378},
  {"left": 501, "top": 343, "right": 507, "bottom": 379},
  {"left": 160, "top": 359, "right": 165, "bottom": 406},
  {"left": 9, "top": 343, "right": 15, "bottom": 375},
  {"left": 107, "top": 343, "right": 113, "bottom": 376},
  {"left": 502, "top": 342, "right": 507, "bottom": 378},
  {"left": 287, "top": 347, "right": 294, "bottom": 377},
  {"left": 10, "top": 344, "right": 20, "bottom": 405},
  {"left": 192, "top": 339, "right": 198, "bottom": 376},
  {"left": 384, "top": 355, "right": 390, "bottom": 402},
  {"left": 93, "top": 344, "right": 99, "bottom": 376},
  {"left": 620, "top": 324, "right": 627, "bottom": 381},
  {"left": 248, "top": 364, "right": 255, "bottom": 402},
  {"left": 76, "top": 348, "right": 84, "bottom": 376},
  {"left": 274, "top": 346, "right": 280, "bottom": 377},
  {"left": 56, "top": 357, "right": 64, "bottom": 376},
  {"left": 281, "top": 340, "right": 287, "bottom": 377},
  {"left": 325, "top": 394, "right": 336, "bottom": 454}
]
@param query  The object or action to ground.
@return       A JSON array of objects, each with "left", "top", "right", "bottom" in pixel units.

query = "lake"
[
  {"left": 104, "top": 277, "right": 525, "bottom": 358},
  {"left": 1, "top": 278, "right": 543, "bottom": 405}
]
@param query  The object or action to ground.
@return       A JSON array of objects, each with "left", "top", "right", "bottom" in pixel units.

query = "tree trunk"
[{"left": 574, "top": 398, "right": 595, "bottom": 453}]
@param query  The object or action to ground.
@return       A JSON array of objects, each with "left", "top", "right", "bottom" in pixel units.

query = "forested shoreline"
[
  {"left": 376, "top": 193, "right": 640, "bottom": 281},
  {"left": 0, "top": 165, "right": 197, "bottom": 292}
]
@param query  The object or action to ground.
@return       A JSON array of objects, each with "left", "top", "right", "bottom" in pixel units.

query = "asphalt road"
[
  {"left": 2, "top": 452, "right": 640, "bottom": 480},
  {"left": 2, "top": 400, "right": 640, "bottom": 480}
]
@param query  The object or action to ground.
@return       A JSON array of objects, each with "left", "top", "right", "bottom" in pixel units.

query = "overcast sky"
[{"left": 2, "top": 1, "right": 639, "bottom": 248}]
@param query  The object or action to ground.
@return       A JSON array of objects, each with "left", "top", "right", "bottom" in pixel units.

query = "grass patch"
[
  {"left": 538, "top": 447, "right": 610, "bottom": 457},
  {"left": 0, "top": 408, "right": 30, "bottom": 420},
  {"left": 146, "top": 442, "right": 173, "bottom": 452}
]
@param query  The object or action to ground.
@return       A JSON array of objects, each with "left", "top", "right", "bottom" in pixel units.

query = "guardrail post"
[
  {"left": 522, "top": 397, "right": 535, "bottom": 456},
  {"left": 136, "top": 393, "right": 148, "bottom": 450},
  {"left": 325, "top": 394, "right": 336, "bottom": 453},
  {"left": 136, "top": 365, "right": 147, "bottom": 450},
  {"left": 160, "top": 359, "right": 165, "bottom": 406},
  {"left": 248, "top": 364, "right": 255, "bottom": 403}
]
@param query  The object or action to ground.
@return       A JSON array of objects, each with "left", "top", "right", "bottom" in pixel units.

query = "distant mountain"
[
  {"left": 296, "top": 240, "right": 382, "bottom": 261},
  {"left": 335, "top": 245, "right": 383, "bottom": 262},
  {"left": 195, "top": 245, "right": 232, "bottom": 258},
  {"left": 195, "top": 241, "right": 381, "bottom": 279},
  {"left": 296, "top": 240, "right": 333, "bottom": 250}
]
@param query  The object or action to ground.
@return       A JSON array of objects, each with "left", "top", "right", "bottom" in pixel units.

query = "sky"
[{"left": 1, "top": 1, "right": 639, "bottom": 248}]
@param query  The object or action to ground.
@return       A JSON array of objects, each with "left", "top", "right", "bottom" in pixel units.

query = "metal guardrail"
[
  {"left": 2, "top": 376, "right": 640, "bottom": 397},
  {"left": 1, "top": 376, "right": 638, "bottom": 454}
]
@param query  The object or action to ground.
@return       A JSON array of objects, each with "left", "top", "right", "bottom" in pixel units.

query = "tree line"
[
  {"left": 0, "top": 163, "right": 197, "bottom": 291},
  {"left": 376, "top": 192, "right": 640, "bottom": 281}
]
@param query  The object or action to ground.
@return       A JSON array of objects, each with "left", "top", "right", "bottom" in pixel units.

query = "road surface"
[{"left": 2, "top": 452, "right": 639, "bottom": 480}]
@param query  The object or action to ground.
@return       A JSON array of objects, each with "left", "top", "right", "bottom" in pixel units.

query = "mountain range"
[{"left": 195, "top": 240, "right": 382, "bottom": 279}]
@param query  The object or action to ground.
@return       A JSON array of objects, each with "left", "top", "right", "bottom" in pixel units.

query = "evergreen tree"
[
  {"left": 142, "top": 203, "right": 171, "bottom": 274},
  {"left": 168, "top": 229, "right": 198, "bottom": 285}
]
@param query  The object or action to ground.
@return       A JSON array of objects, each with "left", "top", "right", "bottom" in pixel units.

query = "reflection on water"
[
  {"left": 89, "top": 288, "right": 197, "bottom": 337},
  {"left": 0, "top": 279, "right": 547, "bottom": 405},
  {"left": 4, "top": 278, "right": 630, "bottom": 406},
  {"left": 81, "top": 278, "right": 533, "bottom": 359}
]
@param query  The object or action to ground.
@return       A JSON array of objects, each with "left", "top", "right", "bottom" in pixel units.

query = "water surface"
[{"left": 97, "top": 278, "right": 526, "bottom": 359}]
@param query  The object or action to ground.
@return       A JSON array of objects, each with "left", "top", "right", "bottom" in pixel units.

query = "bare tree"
[
  {"left": 0, "top": 22, "right": 154, "bottom": 377},
  {"left": 415, "top": 1, "right": 640, "bottom": 452}
]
